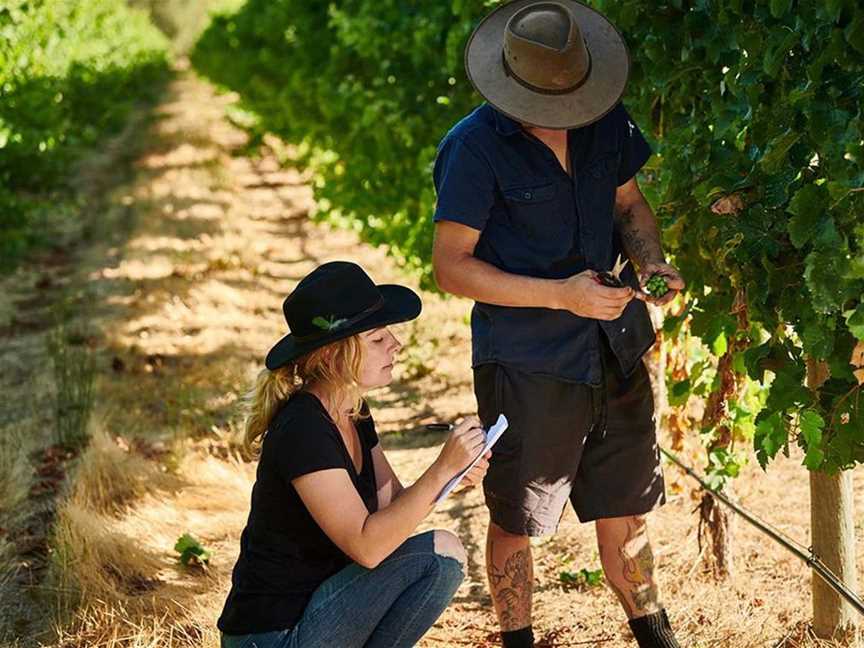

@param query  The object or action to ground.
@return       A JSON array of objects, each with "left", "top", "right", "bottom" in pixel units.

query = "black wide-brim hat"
[
  {"left": 465, "top": 0, "right": 630, "bottom": 129},
  {"left": 265, "top": 261, "right": 422, "bottom": 370}
]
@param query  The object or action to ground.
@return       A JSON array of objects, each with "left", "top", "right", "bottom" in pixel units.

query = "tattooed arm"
[{"left": 614, "top": 177, "right": 685, "bottom": 306}]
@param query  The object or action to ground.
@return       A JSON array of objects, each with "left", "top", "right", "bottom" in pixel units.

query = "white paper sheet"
[{"left": 435, "top": 414, "right": 508, "bottom": 504}]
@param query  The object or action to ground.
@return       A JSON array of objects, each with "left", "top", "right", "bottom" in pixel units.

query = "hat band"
[
  {"left": 501, "top": 46, "right": 592, "bottom": 96},
  {"left": 291, "top": 296, "right": 385, "bottom": 343}
]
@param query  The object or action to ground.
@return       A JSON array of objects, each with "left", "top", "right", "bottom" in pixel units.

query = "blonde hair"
[{"left": 243, "top": 335, "right": 365, "bottom": 457}]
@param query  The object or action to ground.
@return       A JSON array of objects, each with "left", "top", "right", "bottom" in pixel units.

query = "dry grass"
[
  {"left": 0, "top": 68, "right": 861, "bottom": 648},
  {"left": 0, "top": 425, "right": 31, "bottom": 535},
  {"left": 67, "top": 426, "right": 177, "bottom": 514},
  {"left": 48, "top": 449, "right": 250, "bottom": 647},
  {"left": 52, "top": 501, "right": 165, "bottom": 605},
  {"left": 0, "top": 424, "right": 31, "bottom": 610}
]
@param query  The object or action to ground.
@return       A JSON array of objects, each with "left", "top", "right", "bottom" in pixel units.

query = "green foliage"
[
  {"left": 705, "top": 446, "right": 745, "bottom": 490},
  {"left": 596, "top": 0, "right": 864, "bottom": 473},
  {"left": 0, "top": 0, "right": 169, "bottom": 270},
  {"left": 174, "top": 532, "right": 212, "bottom": 566},
  {"left": 192, "top": 0, "right": 496, "bottom": 287},
  {"left": 559, "top": 567, "right": 604, "bottom": 590},
  {"left": 194, "top": 0, "right": 864, "bottom": 470}
]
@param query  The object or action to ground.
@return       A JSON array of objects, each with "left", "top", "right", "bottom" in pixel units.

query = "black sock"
[
  {"left": 628, "top": 609, "right": 680, "bottom": 648},
  {"left": 501, "top": 625, "right": 534, "bottom": 648}
]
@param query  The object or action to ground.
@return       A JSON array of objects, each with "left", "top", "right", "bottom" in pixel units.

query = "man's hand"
[
  {"left": 636, "top": 262, "right": 685, "bottom": 306},
  {"left": 557, "top": 270, "right": 635, "bottom": 320}
]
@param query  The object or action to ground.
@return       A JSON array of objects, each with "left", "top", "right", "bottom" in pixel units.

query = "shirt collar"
[{"left": 491, "top": 107, "right": 522, "bottom": 136}]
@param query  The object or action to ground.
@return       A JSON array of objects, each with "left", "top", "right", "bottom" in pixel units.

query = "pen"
[{"left": 425, "top": 423, "right": 452, "bottom": 432}]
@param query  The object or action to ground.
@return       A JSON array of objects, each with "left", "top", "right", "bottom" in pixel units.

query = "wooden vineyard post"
[
  {"left": 806, "top": 356, "right": 859, "bottom": 642},
  {"left": 810, "top": 469, "right": 859, "bottom": 642}
]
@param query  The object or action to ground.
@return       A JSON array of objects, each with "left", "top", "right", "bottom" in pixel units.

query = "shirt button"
[
  {"left": 523, "top": 191, "right": 532, "bottom": 200},
  {"left": 621, "top": 327, "right": 627, "bottom": 333}
]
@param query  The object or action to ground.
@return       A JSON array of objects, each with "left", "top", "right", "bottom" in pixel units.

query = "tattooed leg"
[
  {"left": 597, "top": 515, "right": 663, "bottom": 618},
  {"left": 486, "top": 521, "right": 533, "bottom": 631}
]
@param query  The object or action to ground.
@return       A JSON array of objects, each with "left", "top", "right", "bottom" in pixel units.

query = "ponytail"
[{"left": 242, "top": 335, "right": 365, "bottom": 457}]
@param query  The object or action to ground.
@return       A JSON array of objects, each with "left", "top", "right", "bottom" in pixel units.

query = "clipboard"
[{"left": 435, "top": 414, "right": 508, "bottom": 504}]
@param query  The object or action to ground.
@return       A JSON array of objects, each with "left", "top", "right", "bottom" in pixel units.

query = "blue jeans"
[{"left": 221, "top": 531, "right": 464, "bottom": 648}]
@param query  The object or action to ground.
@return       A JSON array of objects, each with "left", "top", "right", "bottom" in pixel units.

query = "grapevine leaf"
[
  {"left": 800, "top": 310, "right": 835, "bottom": 359},
  {"left": 787, "top": 184, "right": 828, "bottom": 248},
  {"left": 799, "top": 409, "right": 825, "bottom": 447},
  {"left": 669, "top": 378, "right": 691, "bottom": 407},
  {"left": 761, "top": 165, "right": 799, "bottom": 208},
  {"left": 825, "top": 0, "right": 845, "bottom": 21},
  {"left": 754, "top": 412, "right": 786, "bottom": 469},
  {"left": 712, "top": 331, "right": 728, "bottom": 356},
  {"left": 174, "top": 533, "right": 198, "bottom": 555},
  {"left": 662, "top": 311, "right": 688, "bottom": 336},
  {"left": 174, "top": 533, "right": 211, "bottom": 566},
  {"left": 769, "top": 0, "right": 791, "bottom": 18},
  {"left": 846, "top": 254, "right": 864, "bottom": 280},
  {"left": 762, "top": 31, "right": 798, "bottom": 76},
  {"left": 732, "top": 351, "right": 747, "bottom": 375},
  {"left": 845, "top": 11, "right": 864, "bottom": 55},
  {"left": 744, "top": 343, "right": 772, "bottom": 381},
  {"left": 559, "top": 568, "right": 604, "bottom": 588},
  {"left": 804, "top": 447, "right": 825, "bottom": 470},
  {"left": 760, "top": 130, "right": 801, "bottom": 173},
  {"left": 804, "top": 245, "right": 847, "bottom": 314},
  {"left": 835, "top": 399, "right": 864, "bottom": 448},
  {"left": 845, "top": 304, "right": 864, "bottom": 341},
  {"left": 766, "top": 367, "right": 810, "bottom": 412}
]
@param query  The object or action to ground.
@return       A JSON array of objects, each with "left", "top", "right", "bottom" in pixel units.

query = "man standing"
[{"left": 431, "top": 2, "right": 685, "bottom": 647}]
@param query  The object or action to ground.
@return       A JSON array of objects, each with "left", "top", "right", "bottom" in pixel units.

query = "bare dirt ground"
[{"left": 1, "top": 68, "right": 863, "bottom": 648}]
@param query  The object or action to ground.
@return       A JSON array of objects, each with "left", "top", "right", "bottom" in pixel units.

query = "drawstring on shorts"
[{"left": 590, "top": 344, "right": 609, "bottom": 440}]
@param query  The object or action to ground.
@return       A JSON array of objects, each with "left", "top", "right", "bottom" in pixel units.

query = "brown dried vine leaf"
[
  {"left": 666, "top": 411, "right": 688, "bottom": 451},
  {"left": 850, "top": 341, "right": 864, "bottom": 369},
  {"left": 805, "top": 356, "right": 830, "bottom": 390},
  {"left": 710, "top": 193, "right": 745, "bottom": 216},
  {"left": 730, "top": 287, "right": 749, "bottom": 331},
  {"left": 855, "top": 369, "right": 864, "bottom": 386},
  {"left": 701, "top": 352, "right": 736, "bottom": 430}
]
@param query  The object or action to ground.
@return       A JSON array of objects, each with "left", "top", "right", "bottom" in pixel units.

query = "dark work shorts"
[{"left": 474, "top": 335, "right": 666, "bottom": 536}]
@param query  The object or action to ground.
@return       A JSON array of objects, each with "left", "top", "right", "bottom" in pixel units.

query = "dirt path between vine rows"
[{"left": 2, "top": 67, "right": 863, "bottom": 648}]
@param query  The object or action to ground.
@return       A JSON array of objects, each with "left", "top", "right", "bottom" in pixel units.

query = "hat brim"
[
  {"left": 264, "top": 284, "right": 422, "bottom": 370},
  {"left": 465, "top": 0, "right": 630, "bottom": 130}
]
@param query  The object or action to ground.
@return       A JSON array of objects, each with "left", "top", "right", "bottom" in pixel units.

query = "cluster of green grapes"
[{"left": 644, "top": 274, "right": 669, "bottom": 298}]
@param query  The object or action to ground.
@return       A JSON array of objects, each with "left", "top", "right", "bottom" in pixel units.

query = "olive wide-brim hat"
[
  {"left": 465, "top": 0, "right": 630, "bottom": 130},
  {"left": 264, "top": 261, "right": 421, "bottom": 370}
]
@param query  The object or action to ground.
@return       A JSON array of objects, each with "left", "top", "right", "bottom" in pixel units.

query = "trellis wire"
[{"left": 661, "top": 447, "right": 864, "bottom": 616}]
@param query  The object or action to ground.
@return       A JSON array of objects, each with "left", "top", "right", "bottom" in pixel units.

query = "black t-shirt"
[{"left": 217, "top": 391, "right": 379, "bottom": 635}]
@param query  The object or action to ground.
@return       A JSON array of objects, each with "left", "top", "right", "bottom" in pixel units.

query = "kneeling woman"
[{"left": 218, "top": 261, "right": 488, "bottom": 648}]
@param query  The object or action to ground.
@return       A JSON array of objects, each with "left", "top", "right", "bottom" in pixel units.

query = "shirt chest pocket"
[
  {"left": 581, "top": 153, "right": 619, "bottom": 200},
  {"left": 500, "top": 181, "right": 567, "bottom": 248},
  {"left": 579, "top": 153, "right": 619, "bottom": 240}
]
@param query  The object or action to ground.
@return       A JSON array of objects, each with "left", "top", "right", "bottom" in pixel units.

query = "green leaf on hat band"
[{"left": 312, "top": 315, "right": 349, "bottom": 331}]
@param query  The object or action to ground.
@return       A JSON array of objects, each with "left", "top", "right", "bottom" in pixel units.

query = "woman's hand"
[
  {"left": 434, "top": 416, "right": 486, "bottom": 477},
  {"left": 457, "top": 450, "right": 491, "bottom": 491}
]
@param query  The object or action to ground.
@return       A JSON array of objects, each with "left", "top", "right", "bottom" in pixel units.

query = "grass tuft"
[{"left": 70, "top": 425, "right": 178, "bottom": 514}]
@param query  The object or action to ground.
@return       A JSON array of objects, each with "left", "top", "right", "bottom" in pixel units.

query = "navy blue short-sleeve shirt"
[{"left": 433, "top": 102, "right": 656, "bottom": 385}]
